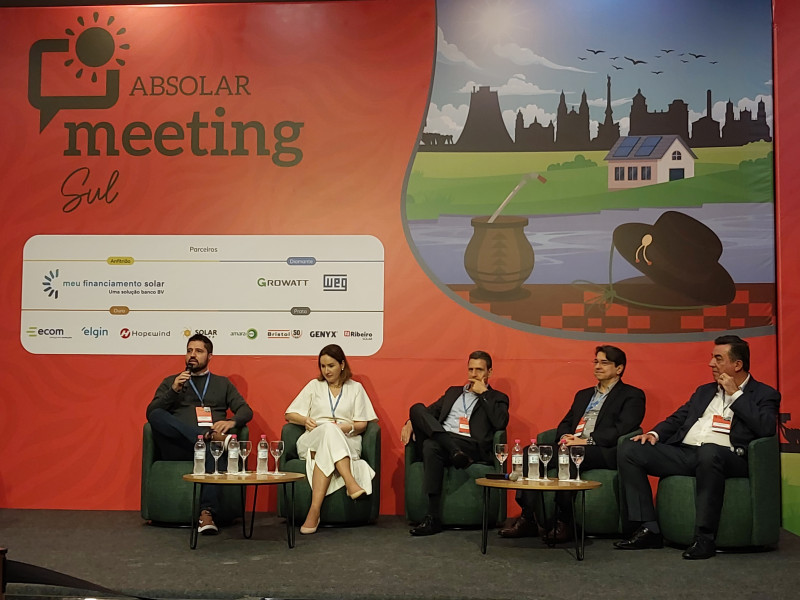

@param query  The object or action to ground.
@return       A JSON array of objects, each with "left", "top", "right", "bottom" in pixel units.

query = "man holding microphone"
[{"left": 146, "top": 333, "right": 253, "bottom": 535}]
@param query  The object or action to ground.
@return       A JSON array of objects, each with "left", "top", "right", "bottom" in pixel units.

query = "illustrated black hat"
[{"left": 612, "top": 211, "right": 736, "bottom": 307}]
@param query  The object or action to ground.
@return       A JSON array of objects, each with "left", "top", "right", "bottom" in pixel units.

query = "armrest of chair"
[
  {"left": 536, "top": 428, "right": 557, "bottom": 445},
  {"left": 748, "top": 435, "right": 780, "bottom": 498},
  {"left": 617, "top": 428, "right": 642, "bottom": 447},
  {"left": 142, "top": 423, "right": 156, "bottom": 466},
  {"left": 281, "top": 423, "right": 304, "bottom": 462},
  {"left": 359, "top": 421, "right": 381, "bottom": 470}
]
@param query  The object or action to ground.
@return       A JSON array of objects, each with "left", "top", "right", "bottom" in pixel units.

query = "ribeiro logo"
[
  {"left": 323, "top": 274, "right": 347, "bottom": 291},
  {"left": 42, "top": 269, "right": 61, "bottom": 299},
  {"left": 29, "top": 11, "right": 128, "bottom": 131}
]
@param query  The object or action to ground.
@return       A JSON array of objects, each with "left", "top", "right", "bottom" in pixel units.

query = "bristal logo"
[{"left": 28, "top": 11, "right": 129, "bottom": 131}]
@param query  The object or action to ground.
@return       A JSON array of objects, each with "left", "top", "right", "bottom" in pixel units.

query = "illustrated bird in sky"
[
  {"left": 610, "top": 56, "right": 619, "bottom": 60},
  {"left": 625, "top": 56, "right": 647, "bottom": 65},
  {"left": 651, "top": 71, "right": 663, "bottom": 75},
  {"left": 578, "top": 56, "right": 587, "bottom": 60},
  {"left": 586, "top": 48, "right": 605, "bottom": 54},
  {"left": 710, "top": 60, "right": 718, "bottom": 64},
  {"left": 661, "top": 49, "right": 675, "bottom": 53},
  {"left": 689, "top": 53, "right": 706, "bottom": 59},
  {"left": 612, "top": 65, "right": 623, "bottom": 70},
  {"left": 655, "top": 55, "right": 662, "bottom": 59},
  {"left": 681, "top": 59, "right": 689, "bottom": 63}
]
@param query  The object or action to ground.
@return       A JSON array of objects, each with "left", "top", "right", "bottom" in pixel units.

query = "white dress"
[{"left": 285, "top": 379, "right": 378, "bottom": 496}]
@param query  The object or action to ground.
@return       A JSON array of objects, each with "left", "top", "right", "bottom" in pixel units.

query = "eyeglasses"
[{"left": 592, "top": 360, "right": 614, "bottom": 366}]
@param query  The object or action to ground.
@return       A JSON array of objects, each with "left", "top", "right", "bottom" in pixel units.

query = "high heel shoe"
[
  {"left": 348, "top": 488, "right": 366, "bottom": 500},
  {"left": 300, "top": 517, "right": 320, "bottom": 535}
]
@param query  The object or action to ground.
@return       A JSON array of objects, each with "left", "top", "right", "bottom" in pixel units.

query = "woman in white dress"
[{"left": 285, "top": 344, "right": 378, "bottom": 534}]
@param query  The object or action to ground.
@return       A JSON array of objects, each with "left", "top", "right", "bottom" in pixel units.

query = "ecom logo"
[{"left": 28, "top": 11, "right": 128, "bottom": 131}]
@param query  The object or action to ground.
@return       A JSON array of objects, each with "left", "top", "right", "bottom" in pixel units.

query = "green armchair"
[
  {"left": 656, "top": 435, "right": 781, "bottom": 548},
  {"left": 537, "top": 428, "right": 641, "bottom": 534},
  {"left": 404, "top": 429, "right": 507, "bottom": 527},
  {"left": 141, "top": 423, "right": 248, "bottom": 525},
  {"left": 277, "top": 421, "right": 381, "bottom": 525}
]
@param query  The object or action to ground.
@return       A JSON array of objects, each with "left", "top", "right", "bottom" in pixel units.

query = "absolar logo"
[{"left": 28, "top": 11, "right": 129, "bottom": 132}]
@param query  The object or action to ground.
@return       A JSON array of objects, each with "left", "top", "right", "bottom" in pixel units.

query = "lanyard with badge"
[
  {"left": 711, "top": 387, "right": 734, "bottom": 435},
  {"left": 191, "top": 373, "right": 212, "bottom": 427},
  {"left": 328, "top": 385, "right": 343, "bottom": 422},
  {"left": 575, "top": 389, "right": 606, "bottom": 436},
  {"left": 459, "top": 387, "right": 478, "bottom": 435}
]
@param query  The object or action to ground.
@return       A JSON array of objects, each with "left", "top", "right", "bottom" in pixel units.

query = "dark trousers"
[
  {"left": 515, "top": 444, "right": 612, "bottom": 524},
  {"left": 147, "top": 408, "right": 228, "bottom": 514},
  {"left": 618, "top": 440, "right": 748, "bottom": 540},
  {"left": 409, "top": 403, "right": 485, "bottom": 514}
]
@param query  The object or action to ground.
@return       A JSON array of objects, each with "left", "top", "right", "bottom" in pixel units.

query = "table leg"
[
  {"left": 189, "top": 483, "right": 199, "bottom": 550},
  {"left": 572, "top": 490, "right": 586, "bottom": 561},
  {"left": 481, "top": 485, "right": 489, "bottom": 554},
  {"left": 244, "top": 486, "right": 257, "bottom": 539},
  {"left": 541, "top": 491, "right": 555, "bottom": 548},
  {"left": 283, "top": 481, "right": 296, "bottom": 549}
]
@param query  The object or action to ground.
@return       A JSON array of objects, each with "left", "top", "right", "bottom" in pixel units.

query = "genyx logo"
[{"left": 28, "top": 11, "right": 127, "bottom": 131}]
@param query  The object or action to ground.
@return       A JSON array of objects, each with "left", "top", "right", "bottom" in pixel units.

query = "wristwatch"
[{"left": 586, "top": 436, "right": 596, "bottom": 445}]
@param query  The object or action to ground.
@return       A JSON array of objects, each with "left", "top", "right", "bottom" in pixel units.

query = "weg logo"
[{"left": 28, "top": 12, "right": 128, "bottom": 131}]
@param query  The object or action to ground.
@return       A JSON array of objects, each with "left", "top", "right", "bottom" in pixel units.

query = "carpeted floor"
[{"left": 2, "top": 509, "right": 800, "bottom": 600}]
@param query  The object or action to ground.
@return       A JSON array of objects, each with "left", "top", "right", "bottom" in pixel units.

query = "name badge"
[
  {"left": 196, "top": 406, "right": 212, "bottom": 426},
  {"left": 711, "top": 414, "right": 731, "bottom": 435},
  {"left": 458, "top": 416, "right": 470, "bottom": 435},
  {"left": 575, "top": 417, "right": 587, "bottom": 436}
]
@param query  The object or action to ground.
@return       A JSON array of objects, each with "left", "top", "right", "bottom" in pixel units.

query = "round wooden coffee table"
[
  {"left": 183, "top": 471, "right": 305, "bottom": 549},
  {"left": 476, "top": 476, "right": 602, "bottom": 560}
]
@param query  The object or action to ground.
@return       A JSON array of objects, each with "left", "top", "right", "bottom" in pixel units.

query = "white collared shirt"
[{"left": 682, "top": 375, "right": 750, "bottom": 449}]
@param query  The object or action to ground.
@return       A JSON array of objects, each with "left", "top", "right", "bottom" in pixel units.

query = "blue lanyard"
[
  {"left": 328, "top": 385, "right": 343, "bottom": 420},
  {"left": 461, "top": 392, "right": 477, "bottom": 415},
  {"left": 189, "top": 373, "right": 211, "bottom": 407},
  {"left": 587, "top": 389, "right": 607, "bottom": 412}
]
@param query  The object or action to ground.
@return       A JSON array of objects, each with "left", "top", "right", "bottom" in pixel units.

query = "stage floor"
[{"left": 3, "top": 509, "right": 800, "bottom": 600}]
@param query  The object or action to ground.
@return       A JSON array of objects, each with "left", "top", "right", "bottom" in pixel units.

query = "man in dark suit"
[
  {"left": 499, "top": 345, "right": 645, "bottom": 541},
  {"left": 400, "top": 350, "right": 510, "bottom": 536},
  {"left": 615, "top": 335, "right": 780, "bottom": 559}
]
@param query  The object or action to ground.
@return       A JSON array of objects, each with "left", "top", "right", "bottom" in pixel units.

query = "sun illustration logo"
[
  {"left": 28, "top": 11, "right": 130, "bottom": 131},
  {"left": 42, "top": 269, "right": 60, "bottom": 299}
]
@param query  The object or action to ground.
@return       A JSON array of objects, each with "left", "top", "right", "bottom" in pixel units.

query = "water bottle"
[
  {"left": 193, "top": 435, "right": 206, "bottom": 475},
  {"left": 257, "top": 435, "right": 270, "bottom": 474},
  {"left": 511, "top": 439, "right": 524, "bottom": 479},
  {"left": 528, "top": 437, "right": 540, "bottom": 480},
  {"left": 558, "top": 443, "right": 571, "bottom": 481},
  {"left": 227, "top": 434, "right": 240, "bottom": 474}
]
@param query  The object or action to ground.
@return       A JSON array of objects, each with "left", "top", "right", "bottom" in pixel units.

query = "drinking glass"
[
  {"left": 270, "top": 440, "right": 285, "bottom": 475},
  {"left": 538, "top": 445, "right": 553, "bottom": 480},
  {"left": 209, "top": 440, "right": 224, "bottom": 475},
  {"left": 238, "top": 440, "right": 252, "bottom": 474},
  {"left": 570, "top": 446, "right": 585, "bottom": 481},
  {"left": 494, "top": 443, "right": 508, "bottom": 473}
]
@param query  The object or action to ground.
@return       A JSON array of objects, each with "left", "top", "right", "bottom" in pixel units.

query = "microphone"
[
  {"left": 178, "top": 361, "right": 193, "bottom": 391},
  {"left": 486, "top": 472, "right": 521, "bottom": 481}
]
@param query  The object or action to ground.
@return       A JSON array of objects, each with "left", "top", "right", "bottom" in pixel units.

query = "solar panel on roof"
[
  {"left": 634, "top": 135, "right": 662, "bottom": 157},
  {"left": 613, "top": 136, "right": 640, "bottom": 157}
]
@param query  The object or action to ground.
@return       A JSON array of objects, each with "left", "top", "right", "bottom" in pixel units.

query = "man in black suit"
[
  {"left": 400, "top": 350, "right": 510, "bottom": 536},
  {"left": 615, "top": 335, "right": 780, "bottom": 559},
  {"left": 499, "top": 345, "right": 645, "bottom": 541}
]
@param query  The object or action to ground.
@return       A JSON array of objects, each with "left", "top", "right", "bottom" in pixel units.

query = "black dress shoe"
[
  {"left": 682, "top": 537, "right": 716, "bottom": 560},
  {"left": 546, "top": 520, "right": 574, "bottom": 544},
  {"left": 614, "top": 526, "right": 664, "bottom": 550},
  {"left": 499, "top": 515, "right": 540, "bottom": 538},
  {"left": 451, "top": 450, "right": 473, "bottom": 470},
  {"left": 410, "top": 515, "right": 443, "bottom": 536}
]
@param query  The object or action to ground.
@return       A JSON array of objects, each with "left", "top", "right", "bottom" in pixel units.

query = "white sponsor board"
[{"left": 21, "top": 235, "right": 384, "bottom": 355}]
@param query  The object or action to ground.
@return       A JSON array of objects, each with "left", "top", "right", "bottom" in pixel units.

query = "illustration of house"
[{"left": 604, "top": 134, "right": 697, "bottom": 190}]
